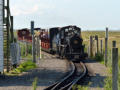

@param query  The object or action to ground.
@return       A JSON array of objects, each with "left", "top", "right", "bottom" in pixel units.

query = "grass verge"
[
  {"left": 72, "top": 84, "right": 88, "bottom": 90},
  {"left": 9, "top": 60, "right": 37, "bottom": 75}
]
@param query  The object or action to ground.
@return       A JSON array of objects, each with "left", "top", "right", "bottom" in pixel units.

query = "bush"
[
  {"left": 11, "top": 60, "right": 37, "bottom": 74},
  {"left": 94, "top": 52, "right": 104, "bottom": 62}
]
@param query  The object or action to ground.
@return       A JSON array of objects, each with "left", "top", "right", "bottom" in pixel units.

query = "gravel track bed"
[{"left": 0, "top": 52, "right": 69, "bottom": 90}]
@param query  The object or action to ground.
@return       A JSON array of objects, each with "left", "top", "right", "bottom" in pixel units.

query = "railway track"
[{"left": 44, "top": 61, "right": 87, "bottom": 90}]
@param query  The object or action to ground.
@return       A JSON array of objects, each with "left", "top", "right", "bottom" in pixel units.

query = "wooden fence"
[{"left": 87, "top": 28, "right": 119, "bottom": 90}]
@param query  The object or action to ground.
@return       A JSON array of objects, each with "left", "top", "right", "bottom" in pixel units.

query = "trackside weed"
[{"left": 32, "top": 77, "right": 38, "bottom": 90}]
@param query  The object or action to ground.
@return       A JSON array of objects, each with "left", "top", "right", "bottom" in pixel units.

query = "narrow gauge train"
[
  {"left": 17, "top": 26, "right": 87, "bottom": 61},
  {"left": 40, "top": 25, "right": 87, "bottom": 61}
]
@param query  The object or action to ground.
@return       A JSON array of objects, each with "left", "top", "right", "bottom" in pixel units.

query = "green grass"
[
  {"left": 21, "top": 54, "right": 32, "bottom": 59},
  {"left": 72, "top": 85, "right": 88, "bottom": 90},
  {"left": 20, "top": 42, "right": 32, "bottom": 57},
  {"left": 82, "top": 31, "right": 120, "bottom": 40},
  {"left": 104, "top": 68, "right": 112, "bottom": 90},
  {"left": 32, "top": 77, "right": 38, "bottom": 90},
  {"left": 10, "top": 60, "right": 37, "bottom": 74}
]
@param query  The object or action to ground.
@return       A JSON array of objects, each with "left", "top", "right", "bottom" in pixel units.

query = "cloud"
[
  {"left": 10, "top": 0, "right": 55, "bottom": 16},
  {"left": 11, "top": 5, "right": 39, "bottom": 16}
]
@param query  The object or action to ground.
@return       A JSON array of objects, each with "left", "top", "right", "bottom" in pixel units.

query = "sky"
[{"left": 10, "top": 0, "right": 120, "bottom": 30}]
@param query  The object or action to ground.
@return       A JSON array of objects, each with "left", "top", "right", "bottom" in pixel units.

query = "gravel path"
[
  {"left": 0, "top": 52, "right": 69, "bottom": 90},
  {"left": 83, "top": 59, "right": 109, "bottom": 90}
]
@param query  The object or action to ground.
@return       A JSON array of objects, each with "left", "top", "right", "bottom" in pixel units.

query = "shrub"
[
  {"left": 11, "top": 60, "right": 36, "bottom": 74},
  {"left": 94, "top": 52, "right": 104, "bottom": 62}
]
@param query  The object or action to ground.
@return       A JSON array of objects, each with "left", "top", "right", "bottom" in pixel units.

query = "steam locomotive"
[
  {"left": 40, "top": 25, "right": 87, "bottom": 61},
  {"left": 17, "top": 25, "right": 87, "bottom": 61}
]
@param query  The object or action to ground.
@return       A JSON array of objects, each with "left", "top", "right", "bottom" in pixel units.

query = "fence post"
[
  {"left": 95, "top": 35, "right": 99, "bottom": 53},
  {"left": 105, "top": 27, "right": 108, "bottom": 66},
  {"left": 92, "top": 39, "right": 96, "bottom": 56},
  {"left": 112, "top": 41, "right": 116, "bottom": 47},
  {"left": 37, "top": 36, "right": 40, "bottom": 58},
  {"left": 100, "top": 40, "right": 103, "bottom": 54},
  {"left": 90, "top": 36, "right": 93, "bottom": 57},
  {"left": 31, "top": 21, "right": 36, "bottom": 63},
  {"left": 105, "top": 38, "right": 108, "bottom": 66},
  {"left": 112, "top": 41, "right": 118, "bottom": 90},
  {"left": 34, "top": 36, "right": 37, "bottom": 59},
  {"left": 26, "top": 42, "right": 28, "bottom": 56},
  {"left": 35, "top": 36, "right": 38, "bottom": 60},
  {"left": 40, "top": 40, "right": 41, "bottom": 59},
  {"left": 23, "top": 37, "right": 25, "bottom": 56},
  {"left": 106, "top": 27, "right": 108, "bottom": 39},
  {"left": 25, "top": 41, "right": 27, "bottom": 56},
  {"left": 10, "top": 16, "right": 14, "bottom": 42},
  {"left": 6, "top": 0, "right": 10, "bottom": 73}
]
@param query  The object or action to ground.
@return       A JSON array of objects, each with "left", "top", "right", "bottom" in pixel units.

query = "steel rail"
[
  {"left": 61, "top": 62, "right": 87, "bottom": 90},
  {"left": 44, "top": 61, "right": 75, "bottom": 90},
  {"left": 44, "top": 61, "right": 87, "bottom": 90}
]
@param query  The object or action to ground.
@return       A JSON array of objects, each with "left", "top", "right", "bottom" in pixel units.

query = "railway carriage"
[
  {"left": 40, "top": 28, "right": 59, "bottom": 54},
  {"left": 17, "top": 28, "right": 32, "bottom": 43}
]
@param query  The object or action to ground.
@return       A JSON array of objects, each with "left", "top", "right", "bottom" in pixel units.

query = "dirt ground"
[
  {"left": 0, "top": 51, "right": 108, "bottom": 90},
  {"left": 83, "top": 59, "right": 108, "bottom": 90},
  {"left": 0, "top": 52, "right": 69, "bottom": 90}
]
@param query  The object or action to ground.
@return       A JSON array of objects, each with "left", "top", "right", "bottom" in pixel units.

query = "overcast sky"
[{"left": 10, "top": 0, "right": 120, "bottom": 30}]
